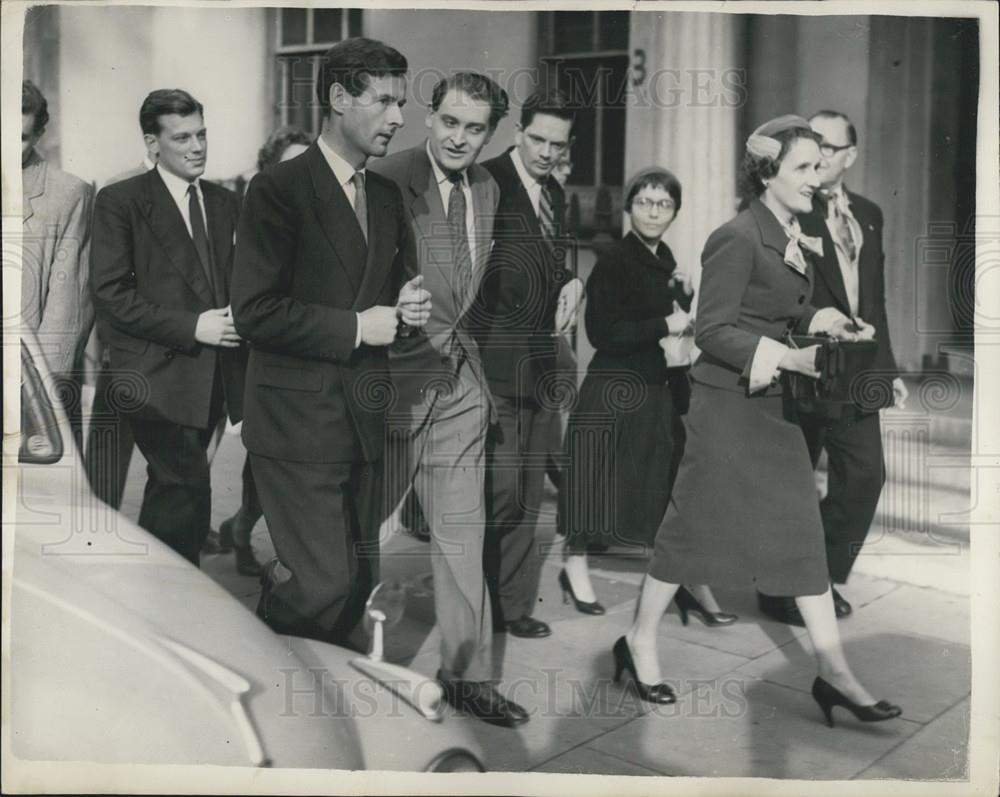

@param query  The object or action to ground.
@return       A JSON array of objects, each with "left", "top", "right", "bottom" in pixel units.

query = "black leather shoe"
[
  {"left": 436, "top": 671, "right": 529, "bottom": 728},
  {"left": 757, "top": 591, "right": 805, "bottom": 627},
  {"left": 611, "top": 636, "right": 676, "bottom": 704},
  {"left": 812, "top": 676, "right": 901, "bottom": 728},
  {"left": 201, "top": 528, "right": 233, "bottom": 555},
  {"left": 502, "top": 616, "right": 551, "bottom": 638},
  {"left": 831, "top": 587, "right": 853, "bottom": 618}
]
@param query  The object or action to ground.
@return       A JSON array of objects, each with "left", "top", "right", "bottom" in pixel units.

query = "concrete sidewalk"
[{"left": 122, "top": 433, "right": 972, "bottom": 781}]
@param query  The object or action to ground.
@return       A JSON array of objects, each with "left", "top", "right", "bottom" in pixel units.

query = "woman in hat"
[
  {"left": 557, "top": 167, "right": 734, "bottom": 627},
  {"left": 611, "top": 116, "right": 902, "bottom": 729}
]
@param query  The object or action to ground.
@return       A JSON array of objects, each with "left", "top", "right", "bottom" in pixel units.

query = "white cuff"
[
  {"left": 749, "top": 337, "right": 789, "bottom": 393},
  {"left": 354, "top": 312, "right": 363, "bottom": 348},
  {"left": 808, "top": 307, "right": 848, "bottom": 335}
]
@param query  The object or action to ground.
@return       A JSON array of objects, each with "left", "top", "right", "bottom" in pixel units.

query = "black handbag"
[{"left": 781, "top": 334, "right": 886, "bottom": 421}]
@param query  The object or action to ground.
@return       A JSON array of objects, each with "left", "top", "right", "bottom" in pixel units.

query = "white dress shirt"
[
  {"left": 824, "top": 184, "right": 863, "bottom": 316},
  {"left": 426, "top": 141, "right": 476, "bottom": 250},
  {"left": 316, "top": 135, "right": 368, "bottom": 348},
  {"left": 510, "top": 148, "right": 543, "bottom": 217},
  {"left": 156, "top": 164, "right": 207, "bottom": 239}
]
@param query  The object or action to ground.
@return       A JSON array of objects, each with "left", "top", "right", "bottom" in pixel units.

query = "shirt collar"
[
  {"left": 510, "top": 148, "right": 542, "bottom": 193},
  {"left": 317, "top": 135, "right": 364, "bottom": 188},
  {"left": 156, "top": 163, "right": 200, "bottom": 205},
  {"left": 426, "top": 141, "right": 466, "bottom": 187}
]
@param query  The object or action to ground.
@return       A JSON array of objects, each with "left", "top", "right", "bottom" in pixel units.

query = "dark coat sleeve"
[
  {"left": 90, "top": 186, "right": 199, "bottom": 352},
  {"left": 694, "top": 225, "right": 763, "bottom": 372},
  {"left": 231, "top": 170, "right": 358, "bottom": 362},
  {"left": 585, "top": 248, "right": 669, "bottom": 354}
]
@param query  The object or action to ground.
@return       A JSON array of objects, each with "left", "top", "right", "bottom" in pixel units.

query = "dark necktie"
[
  {"left": 447, "top": 171, "right": 472, "bottom": 303},
  {"left": 538, "top": 179, "right": 556, "bottom": 242},
  {"left": 187, "top": 184, "right": 216, "bottom": 302},
  {"left": 351, "top": 171, "right": 368, "bottom": 244}
]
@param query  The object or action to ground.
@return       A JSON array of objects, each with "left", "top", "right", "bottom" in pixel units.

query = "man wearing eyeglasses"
[
  {"left": 471, "top": 89, "right": 583, "bottom": 641},
  {"left": 759, "top": 109, "right": 905, "bottom": 627}
]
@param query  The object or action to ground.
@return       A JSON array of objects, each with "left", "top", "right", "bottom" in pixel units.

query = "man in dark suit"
[
  {"left": 371, "top": 73, "right": 529, "bottom": 727},
  {"left": 232, "top": 38, "right": 428, "bottom": 649},
  {"left": 474, "top": 89, "right": 583, "bottom": 639},
  {"left": 758, "top": 110, "right": 906, "bottom": 625},
  {"left": 85, "top": 154, "right": 156, "bottom": 510},
  {"left": 91, "top": 89, "right": 244, "bottom": 566},
  {"left": 21, "top": 80, "right": 95, "bottom": 439}
]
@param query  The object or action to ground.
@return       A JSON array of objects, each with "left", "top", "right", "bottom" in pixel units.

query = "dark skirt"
[
  {"left": 558, "top": 371, "right": 687, "bottom": 554},
  {"left": 648, "top": 381, "right": 828, "bottom": 596}
]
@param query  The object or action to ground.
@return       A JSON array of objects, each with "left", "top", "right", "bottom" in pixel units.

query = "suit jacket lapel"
[
  {"left": 406, "top": 148, "right": 459, "bottom": 314},
  {"left": 307, "top": 144, "right": 365, "bottom": 296},
  {"left": 801, "top": 203, "right": 853, "bottom": 314},
  {"left": 142, "top": 169, "right": 215, "bottom": 306},
  {"left": 22, "top": 152, "right": 46, "bottom": 225},
  {"left": 749, "top": 198, "right": 812, "bottom": 286}
]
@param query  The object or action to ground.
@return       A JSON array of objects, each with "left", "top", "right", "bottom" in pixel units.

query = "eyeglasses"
[
  {"left": 632, "top": 197, "right": 676, "bottom": 213},
  {"left": 819, "top": 142, "right": 853, "bottom": 157}
]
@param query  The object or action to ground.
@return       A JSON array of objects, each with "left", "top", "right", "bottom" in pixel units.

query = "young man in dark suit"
[
  {"left": 758, "top": 110, "right": 906, "bottom": 625},
  {"left": 91, "top": 89, "right": 244, "bottom": 566},
  {"left": 371, "top": 73, "right": 529, "bottom": 727},
  {"left": 231, "top": 38, "right": 428, "bottom": 649},
  {"left": 474, "top": 89, "right": 583, "bottom": 639}
]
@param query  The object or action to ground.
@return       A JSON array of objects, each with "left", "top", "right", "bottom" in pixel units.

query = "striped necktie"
[
  {"left": 447, "top": 171, "right": 473, "bottom": 303},
  {"left": 538, "top": 179, "right": 555, "bottom": 241}
]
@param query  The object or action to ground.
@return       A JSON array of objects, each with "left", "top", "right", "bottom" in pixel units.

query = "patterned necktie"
[
  {"left": 831, "top": 195, "right": 857, "bottom": 262},
  {"left": 447, "top": 171, "right": 472, "bottom": 303},
  {"left": 538, "top": 179, "right": 555, "bottom": 241},
  {"left": 351, "top": 171, "right": 368, "bottom": 244},
  {"left": 187, "top": 184, "right": 216, "bottom": 302}
]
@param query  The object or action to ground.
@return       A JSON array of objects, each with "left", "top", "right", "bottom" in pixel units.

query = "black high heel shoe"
[
  {"left": 558, "top": 569, "right": 606, "bottom": 615},
  {"left": 673, "top": 586, "right": 738, "bottom": 627},
  {"left": 811, "top": 677, "right": 902, "bottom": 728},
  {"left": 612, "top": 636, "right": 675, "bottom": 704}
]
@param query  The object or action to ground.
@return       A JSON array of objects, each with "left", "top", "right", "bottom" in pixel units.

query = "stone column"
[{"left": 624, "top": 11, "right": 743, "bottom": 287}]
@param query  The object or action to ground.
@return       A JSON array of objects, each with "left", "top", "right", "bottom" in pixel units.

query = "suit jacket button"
[{"left": 797, "top": 295, "right": 806, "bottom": 304}]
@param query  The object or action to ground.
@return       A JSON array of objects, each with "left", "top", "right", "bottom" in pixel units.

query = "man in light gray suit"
[
  {"left": 371, "top": 72, "right": 528, "bottom": 728},
  {"left": 21, "top": 80, "right": 94, "bottom": 438}
]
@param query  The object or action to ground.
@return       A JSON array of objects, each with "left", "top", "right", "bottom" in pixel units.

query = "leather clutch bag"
[{"left": 782, "top": 335, "right": 888, "bottom": 418}]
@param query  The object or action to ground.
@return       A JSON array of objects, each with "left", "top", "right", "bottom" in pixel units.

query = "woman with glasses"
[
  {"left": 611, "top": 116, "right": 902, "bottom": 730},
  {"left": 556, "top": 168, "right": 733, "bottom": 626}
]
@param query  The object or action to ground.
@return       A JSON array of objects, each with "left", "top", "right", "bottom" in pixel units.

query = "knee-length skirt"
[{"left": 648, "top": 381, "right": 828, "bottom": 596}]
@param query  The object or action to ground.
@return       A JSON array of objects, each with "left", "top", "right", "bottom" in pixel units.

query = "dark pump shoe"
[
  {"left": 501, "top": 615, "right": 551, "bottom": 638},
  {"left": 558, "top": 569, "right": 606, "bottom": 615},
  {"left": 811, "top": 676, "right": 902, "bottom": 728},
  {"left": 756, "top": 591, "right": 805, "bottom": 627},
  {"left": 219, "top": 514, "right": 263, "bottom": 577},
  {"left": 831, "top": 587, "right": 853, "bottom": 618},
  {"left": 436, "top": 671, "right": 530, "bottom": 728},
  {"left": 673, "top": 585, "right": 738, "bottom": 627},
  {"left": 611, "top": 636, "right": 676, "bottom": 705}
]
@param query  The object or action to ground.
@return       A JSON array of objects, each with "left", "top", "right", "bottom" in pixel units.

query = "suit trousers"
[
  {"left": 802, "top": 409, "right": 886, "bottom": 583},
  {"left": 129, "top": 418, "right": 216, "bottom": 566},
  {"left": 85, "top": 351, "right": 135, "bottom": 509},
  {"left": 483, "top": 395, "right": 555, "bottom": 623},
  {"left": 250, "top": 453, "right": 380, "bottom": 647},
  {"left": 398, "top": 361, "right": 493, "bottom": 682}
]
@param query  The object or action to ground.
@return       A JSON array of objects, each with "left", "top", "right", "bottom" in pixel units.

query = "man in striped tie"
[{"left": 474, "top": 89, "right": 584, "bottom": 641}]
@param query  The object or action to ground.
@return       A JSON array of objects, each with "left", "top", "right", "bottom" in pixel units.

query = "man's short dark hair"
[
  {"left": 430, "top": 72, "right": 510, "bottom": 132},
  {"left": 519, "top": 88, "right": 575, "bottom": 129},
  {"left": 139, "top": 89, "right": 204, "bottom": 135},
  {"left": 316, "top": 37, "right": 408, "bottom": 116},
  {"left": 22, "top": 80, "right": 49, "bottom": 136},
  {"left": 810, "top": 109, "right": 857, "bottom": 146}
]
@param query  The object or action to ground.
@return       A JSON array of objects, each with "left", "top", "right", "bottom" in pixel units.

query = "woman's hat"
[{"left": 746, "top": 114, "right": 812, "bottom": 160}]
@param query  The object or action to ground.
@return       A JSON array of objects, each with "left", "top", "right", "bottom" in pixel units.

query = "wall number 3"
[{"left": 631, "top": 49, "right": 647, "bottom": 86}]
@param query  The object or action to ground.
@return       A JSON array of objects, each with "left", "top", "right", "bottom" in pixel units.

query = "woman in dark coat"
[
  {"left": 557, "top": 168, "right": 733, "bottom": 625},
  {"left": 611, "top": 116, "right": 902, "bottom": 730}
]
